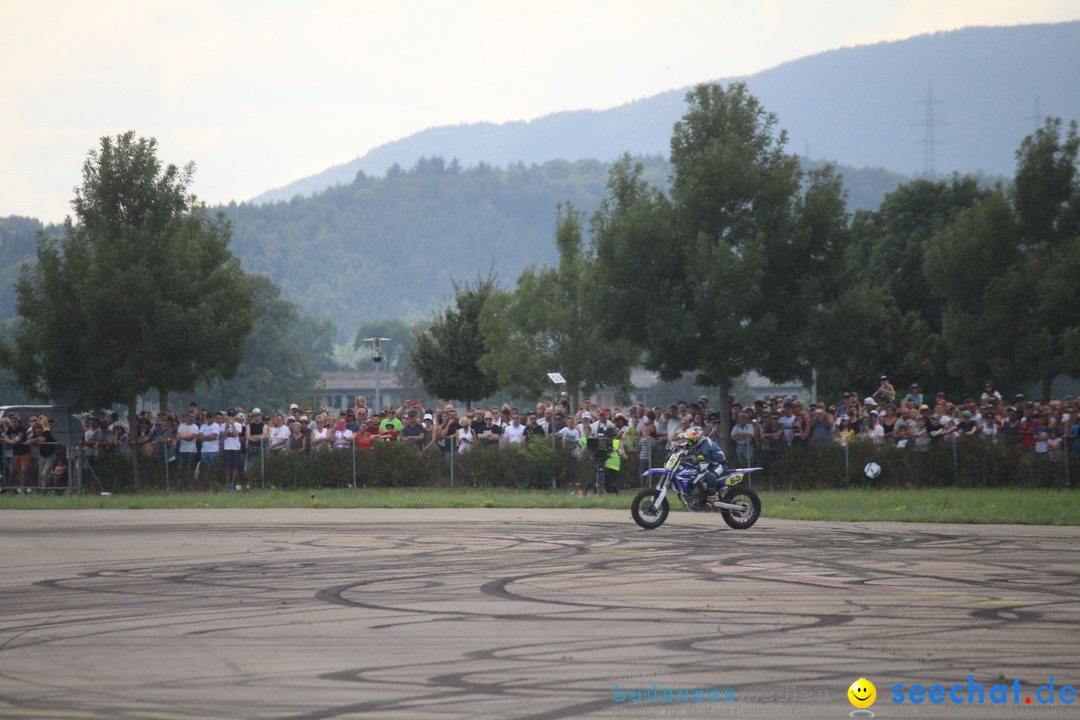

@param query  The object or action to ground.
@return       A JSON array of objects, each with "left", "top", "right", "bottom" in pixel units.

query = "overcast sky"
[{"left": 3, "top": 0, "right": 1078, "bottom": 223}]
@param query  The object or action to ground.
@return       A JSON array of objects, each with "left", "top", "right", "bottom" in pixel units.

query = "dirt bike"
[{"left": 631, "top": 442, "right": 762, "bottom": 530}]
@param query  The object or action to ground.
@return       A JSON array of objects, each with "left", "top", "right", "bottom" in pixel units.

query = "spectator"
[
  {"left": 268, "top": 413, "right": 290, "bottom": 453},
  {"left": 455, "top": 417, "right": 475, "bottom": 454},
  {"left": 332, "top": 414, "right": 354, "bottom": 449},
  {"left": 309, "top": 414, "right": 333, "bottom": 451},
  {"left": 636, "top": 423, "right": 655, "bottom": 485},
  {"left": 287, "top": 420, "right": 310, "bottom": 453},
  {"left": 246, "top": 409, "right": 268, "bottom": 467},
  {"left": 524, "top": 412, "right": 546, "bottom": 443},
  {"left": 729, "top": 411, "right": 755, "bottom": 465},
  {"left": 501, "top": 411, "right": 526, "bottom": 446},
  {"left": 199, "top": 412, "right": 222, "bottom": 465},
  {"left": 475, "top": 411, "right": 501, "bottom": 448},
  {"left": 905, "top": 383, "right": 924, "bottom": 407},
  {"left": 27, "top": 420, "right": 58, "bottom": 490},
  {"left": 400, "top": 410, "right": 426, "bottom": 450},
  {"left": 5, "top": 415, "right": 31, "bottom": 488},
  {"left": 873, "top": 375, "right": 897, "bottom": 404},
  {"left": 805, "top": 407, "right": 834, "bottom": 446},
  {"left": 221, "top": 411, "right": 244, "bottom": 490},
  {"left": 860, "top": 413, "right": 885, "bottom": 445}
]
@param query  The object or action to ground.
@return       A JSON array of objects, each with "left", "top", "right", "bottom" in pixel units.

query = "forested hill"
[
  {"left": 223, "top": 156, "right": 906, "bottom": 341},
  {"left": 1, "top": 157, "right": 906, "bottom": 338},
  {"left": 253, "top": 21, "right": 1080, "bottom": 205}
]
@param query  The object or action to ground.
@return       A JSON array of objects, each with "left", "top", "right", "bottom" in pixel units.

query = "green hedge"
[{"left": 74, "top": 438, "right": 1078, "bottom": 493}]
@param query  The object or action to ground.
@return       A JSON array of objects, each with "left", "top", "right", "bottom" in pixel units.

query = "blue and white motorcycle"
[{"left": 631, "top": 442, "right": 763, "bottom": 530}]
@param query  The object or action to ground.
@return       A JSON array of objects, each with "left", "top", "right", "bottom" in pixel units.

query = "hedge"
[{"left": 75, "top": 438, "right": 1078, "bottom": 493}]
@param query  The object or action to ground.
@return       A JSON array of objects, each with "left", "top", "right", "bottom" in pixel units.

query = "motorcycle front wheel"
[
  {"left": 631, "top": 488, "right": 670, "bottom": 529},
  {"left": 720, "top": 488, "right": 762, "bottom": 530}
]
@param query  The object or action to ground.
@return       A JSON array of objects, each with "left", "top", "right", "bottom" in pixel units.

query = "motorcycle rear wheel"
[
  {"left": 631, "top": 488, "right": 669, "bottom": 529},
  {"left": 720, "top": 488, "right": 762, "bottom": 530}
]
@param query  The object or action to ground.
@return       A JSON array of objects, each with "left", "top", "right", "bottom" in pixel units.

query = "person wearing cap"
[
  {"left": 904, "top": 383, "right": 924, "bottom": 407},
  {"left": 860, "top": 411, "right": 885, "bottom": 445},
  {"left": 590, "top": 407, "right": 616, "bottom": 437},
  {"left": 575, "top": 410, "right": 593, "bottom": 436},
  {"left": 289, "top": 403, "right": 301, "bottom": 422},
  {"left": 245, "top": 409, "right": 268, "bottom": 469}
]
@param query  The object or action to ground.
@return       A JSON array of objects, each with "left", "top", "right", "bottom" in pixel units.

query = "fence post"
[
  {"left": 351, "top": 437, "right": 357, "bottom": 489},
  {"left": 843, "top": 442, "right": 849, "bottom": 480},
  {"left": 952, "top": 434, "right": 959, "bottom": 485},
  {"left": 163, "top": 444, "right": 170, "bottom": 491},
  {"left": 450, "top": 436, "right": 455, "bottom": 488},
  {"left": 551, "top": 427, "right": 557, "bottom": 491},
  {"left": 1066, "top": 443, "right": 1071, "bottom": 489}
]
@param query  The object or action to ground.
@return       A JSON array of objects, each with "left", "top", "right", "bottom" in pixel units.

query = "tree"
[
  {"left": 192, "top": 277, "right": 325, "bottom": 413},
  {"left": 847, "top": 175, "right": 989, "bottom": 395},
  {"left": 411, "top": 274, "right": 499, "bottom": 408},
  {"left": 926, "top": 118, "right": 1080, "bottom": 399},
  {"left": 3, "top": 132, "right": 254, "bottom": 485},
  {"left": 592, "top": 84, "right": 849, "bottom": 450},
  {"left": 480, "top": 204, "right": 634, "bottom": 405}
]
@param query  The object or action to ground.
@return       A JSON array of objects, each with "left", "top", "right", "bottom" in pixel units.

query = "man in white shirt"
[
  {"left": 268, "top": 412, "right": 290, "bottom": 453},
  {"left": 501, "top": 411, "right": 527, "bottom": 446},
  {"left": 176, "top": 410, "right": 200, "bottom": 486},
  {"left": 199, "top": 412, "right": 222, "bottom": 466},
  {"left": 221, "top": 412, "right": 244, "bottom": 489}
]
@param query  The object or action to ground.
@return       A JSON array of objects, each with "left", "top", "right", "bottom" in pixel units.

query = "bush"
[{"left": 71, "top": 438, "right": 1080, "bottom": 492}]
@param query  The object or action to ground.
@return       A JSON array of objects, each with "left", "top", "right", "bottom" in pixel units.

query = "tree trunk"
[
  {"left": 158, "top": 388, "right": 170, "bottom": 414},
  {"left": 1042, "top": 374, "right": 1053, "bottom": 404},
  {"left": 716, "top": 375, "right": 732, "bottom": 456},
  {"left": 128, "top": 396, "right": 141, "bottom": 490}
]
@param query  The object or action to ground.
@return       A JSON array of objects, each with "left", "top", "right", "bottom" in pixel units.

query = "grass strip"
[{"left": 0, "top": 487, "right": 1076, "bottom": 524}]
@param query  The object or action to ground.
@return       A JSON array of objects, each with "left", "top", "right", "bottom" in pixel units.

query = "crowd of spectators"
[{"left": 4, "top": 377, "right": 1079, "bottom": 492}]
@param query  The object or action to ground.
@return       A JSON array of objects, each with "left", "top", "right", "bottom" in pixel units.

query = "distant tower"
[
  {"left": 913, "top": 80, "right": 946, "bottom": 178},
  {"left": 1024, "top": 94, "right": 1043, "bottom": 133}
]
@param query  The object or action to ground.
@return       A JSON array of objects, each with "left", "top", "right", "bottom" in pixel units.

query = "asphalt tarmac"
[{"left": 0, "top": 508, "right": 1078, "bottom": 720}]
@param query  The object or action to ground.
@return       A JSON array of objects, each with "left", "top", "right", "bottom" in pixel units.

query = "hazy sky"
[{"left": 3, "top": 0, "right": 1078, "bottom": 222}]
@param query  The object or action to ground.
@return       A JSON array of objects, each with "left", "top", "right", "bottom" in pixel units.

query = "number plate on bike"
[{"left": 724, "top": 473, "right": 744, "bottom": 486}]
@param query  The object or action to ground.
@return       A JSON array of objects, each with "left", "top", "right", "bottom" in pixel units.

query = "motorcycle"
[{"left": 631, "top": 442, "right": 763, "bottom": 530}]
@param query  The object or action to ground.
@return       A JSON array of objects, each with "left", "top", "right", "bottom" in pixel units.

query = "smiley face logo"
[{"left": 848, "top": 678, "right": 877, "bottom": 709}]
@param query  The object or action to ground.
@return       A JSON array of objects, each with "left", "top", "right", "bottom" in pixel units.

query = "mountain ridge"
[{"left": 251, "top": 21, "right": 1080, "bottom": 205}]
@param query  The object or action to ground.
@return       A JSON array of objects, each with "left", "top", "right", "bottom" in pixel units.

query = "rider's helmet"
[{"left": 684, "top": 425, "right": 704, "bottom": 448}]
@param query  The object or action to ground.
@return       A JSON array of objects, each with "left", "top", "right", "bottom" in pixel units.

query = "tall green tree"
[
  {"left": 847, "top": 175, "right": 989, "bottom": 395},
  {"left": 192, "top": 278, "right": 325, "bottom": 413},
  {"left": 481, "top": 204, "right": 634, "bottom": 405},
  {"left": 411, "top": 274, "right": 499, "bottom": 408},
  {"left": 3, "top": 132, "right": 254, "bottom": 484},
  {"left": 926, "top": 118, "right": 1080, "bottom": 399},
  {"left": 592, "top": 84, "right": 849, "bottom": 449}
]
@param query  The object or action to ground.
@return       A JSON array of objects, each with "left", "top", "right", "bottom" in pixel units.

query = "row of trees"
[
  {"left": 3, "top": 83, "right": 1078, "bottom": 472},
  {"left": 410, "top": 84, "right": 1080, "bottom": 448}
]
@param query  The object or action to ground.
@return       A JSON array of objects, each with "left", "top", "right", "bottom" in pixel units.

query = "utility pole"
[
  {"left": 1024, "top": 94, "right": 1043, "bottom": 133},
  {"left": 913, "top": 80, "right": 946, "bottom": 179}
]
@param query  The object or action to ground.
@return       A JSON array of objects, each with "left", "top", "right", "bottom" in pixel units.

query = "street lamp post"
[{"left": 364, "top": 337, "right": 390, "bottom": 412}]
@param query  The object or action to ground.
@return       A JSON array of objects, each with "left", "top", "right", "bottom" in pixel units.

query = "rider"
[{"left": 684, "top": 426, "right": 728, "bottom": 492}]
